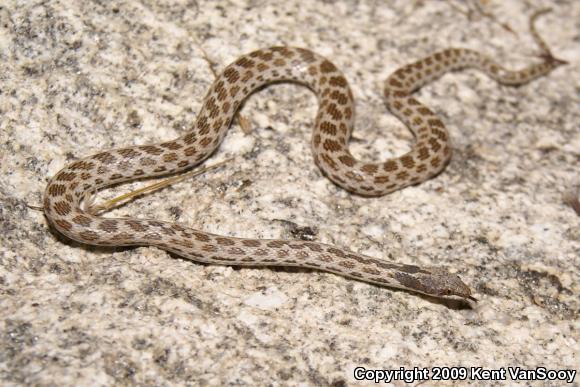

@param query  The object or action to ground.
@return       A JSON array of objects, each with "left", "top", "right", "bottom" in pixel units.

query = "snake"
[{"left": 43, "top": 11, "right": 565, "bottom": 302}]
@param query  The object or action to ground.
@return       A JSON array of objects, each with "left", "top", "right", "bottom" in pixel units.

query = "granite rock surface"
[{"left": 0, "top": 0, "right": 578, "bottom": 385}]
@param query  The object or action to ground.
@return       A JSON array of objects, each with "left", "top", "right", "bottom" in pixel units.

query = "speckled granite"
[{"left": 1, "top": 0, "right": 578, "bottom": 385}]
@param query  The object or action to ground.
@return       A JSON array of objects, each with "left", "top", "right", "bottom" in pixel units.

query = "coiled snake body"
[{"left": 43, "top": 16, "right": 565, "bottom": 301}]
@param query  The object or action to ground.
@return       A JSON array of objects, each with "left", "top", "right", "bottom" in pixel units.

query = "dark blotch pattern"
[{"left": 43, "top": 43, "right": 562, "bottom": 299}]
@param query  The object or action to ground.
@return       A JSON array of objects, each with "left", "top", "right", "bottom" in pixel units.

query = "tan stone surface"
[{"left": 1, "top": 0, "right": 578, "bottom": 385}]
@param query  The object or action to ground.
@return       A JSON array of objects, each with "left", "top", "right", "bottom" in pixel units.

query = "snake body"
[{"left": 43, "top": 19, "right": 564, "bottom": 301}]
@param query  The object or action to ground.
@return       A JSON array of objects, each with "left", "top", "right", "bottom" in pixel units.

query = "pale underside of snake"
[{"left": 43, "top": 11, "right": 565, "bottom": 302}]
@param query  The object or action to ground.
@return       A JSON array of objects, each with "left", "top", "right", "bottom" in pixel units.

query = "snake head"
[
  {"left": 538, "top": 52, "right": 568, "bottom": 67},
  {"left": 393, "top": 268, "right": 477, "bottom": 302},
  {"left": 434, "top": 275, "right": 478, "bottom": 302}
]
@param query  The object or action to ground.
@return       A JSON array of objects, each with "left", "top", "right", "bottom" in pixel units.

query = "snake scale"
[{"left": 43, "top": 12, "right": 565, "bottom": 302}]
